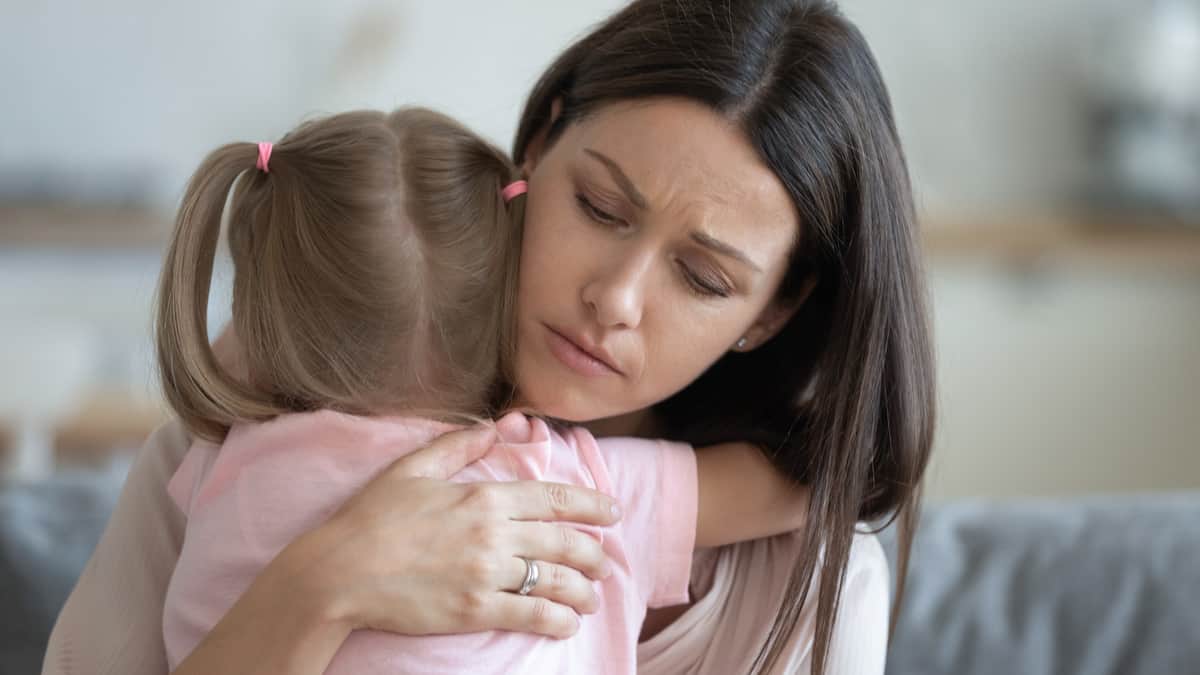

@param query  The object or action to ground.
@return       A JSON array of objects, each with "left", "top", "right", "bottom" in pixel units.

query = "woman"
[{"left": 43, "top": 1, "right": 933, "bottom": 673}]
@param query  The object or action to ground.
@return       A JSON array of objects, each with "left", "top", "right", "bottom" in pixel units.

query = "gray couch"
[
  {"left": 880, "top": 493, "right": 1200, "bottom": 675},
  {"left": 1, "top": 463, "right": 126, "bottom": 675},
  {"left": 3, "top": 466, "right": 1198, "bottom": 675}
]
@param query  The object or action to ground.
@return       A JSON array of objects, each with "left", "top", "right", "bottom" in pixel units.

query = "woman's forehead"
[{"left": 562, "top": 98, "right": 800, "bottom": 260}]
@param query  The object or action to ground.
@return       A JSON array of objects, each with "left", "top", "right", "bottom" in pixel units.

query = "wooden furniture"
[
  {"left": 923, "top": 218, "right": 1200, "bottom": 270},
  {"left": 0, "top": 390, "right": 168, "bottom": 470},
  {"left": 0, "top": 204, "right": 168, "bottom": 249}
]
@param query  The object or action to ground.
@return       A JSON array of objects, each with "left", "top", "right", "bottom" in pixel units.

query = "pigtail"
[{"left": 155, "top": 144, "right": 284, "bottom": 442}]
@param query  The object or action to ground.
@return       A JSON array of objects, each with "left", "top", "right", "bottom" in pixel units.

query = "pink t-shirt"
[{"left": 162, "top": 410, "right": 698, "bottom": 675}]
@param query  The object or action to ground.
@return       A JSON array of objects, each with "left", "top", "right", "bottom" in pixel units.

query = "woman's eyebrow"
[
  {"left": 691, "top": 231, "right": 763, "bottom": 273},
  {"left": 583, "top": 148, "right": 648, "bottom": 209}
]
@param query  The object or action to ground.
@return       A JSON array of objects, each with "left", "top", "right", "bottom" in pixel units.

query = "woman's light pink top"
[
  {"left": 42, "top": 418, "right": 890, "bottom": 675},
  {"left": 162, "top": 411, "right": 699, "bottom": 675}
]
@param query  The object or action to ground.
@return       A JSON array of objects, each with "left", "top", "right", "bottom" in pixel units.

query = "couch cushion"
[
  {"left": 0, "top": 461, "right": 129, "bottom": 675},
  {"left": 882, "top": 492, "right": 1200, "bottom": 675}
]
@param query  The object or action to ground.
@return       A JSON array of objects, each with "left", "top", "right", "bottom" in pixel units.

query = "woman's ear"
[
  {"left": 520, "top": 97, "right": 564, "bottom": 176},
  {"left": 733, "top": 276, "right": 817, "bottom": 352}
]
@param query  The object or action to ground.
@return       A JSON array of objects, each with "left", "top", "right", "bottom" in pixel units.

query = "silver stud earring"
[{"left": 735, "top": 337, "right": 748, "bottom": 350}]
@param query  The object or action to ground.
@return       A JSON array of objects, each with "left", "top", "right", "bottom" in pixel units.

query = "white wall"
[
  {"left": 927, "top": 263, "right": 1200, "bottom": 498},
  {"left": 0, "top": 0, "right": 625, "bottom": 208},
  {"left": 842, "top": 0, "right": 1181, "bottom": 217},
  {"left": 3, "top": 0, "right": 1164, "bottom": 215}
]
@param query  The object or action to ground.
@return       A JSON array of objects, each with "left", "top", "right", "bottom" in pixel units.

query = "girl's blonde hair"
[{"left": 156, "top": 107, "right": 524, "bottom": 442}]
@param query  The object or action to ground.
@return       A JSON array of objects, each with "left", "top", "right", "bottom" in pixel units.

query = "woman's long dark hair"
[{"left": 514, "top": 1, "right": 936, "bottom": 672}]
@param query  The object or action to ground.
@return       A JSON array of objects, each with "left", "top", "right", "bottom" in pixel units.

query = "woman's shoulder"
[
  {"left": 818, "top": 528, "right": 891, "bottom": 673},
  {"left": 145, "top": 416, "right": 192, "bottom": 465},
  {"left": 845, "top": 529, "right": 892, "bottom": 617},
  {"left": 773, "top": 524, "right": 889, "bottom": 581},
  {"left": 848, "top": 528, "right": 890, "bottom": 581},
  {"left": 127, "top": 416, "right": 193, "bottom": 498},
  {"left": 769, "top": 527, "right": 891, "bottom": 616},
  {"left": 713, "top": 524, "right": 890, "bottom": 604}
]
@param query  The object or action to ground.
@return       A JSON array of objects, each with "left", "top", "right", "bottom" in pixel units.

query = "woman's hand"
[
  {"left": 288, "top": 425, "right": 620, "bottom": 639},
  {"left": 172, "top": 425, "right": 621, "bottom": 675}
]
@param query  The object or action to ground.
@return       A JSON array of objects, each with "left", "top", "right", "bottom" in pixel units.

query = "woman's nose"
[{"left": 580, "top": 255, "right": 649, "bottom": 329}]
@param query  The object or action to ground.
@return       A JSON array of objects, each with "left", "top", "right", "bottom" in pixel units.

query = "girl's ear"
[{"left": 519, "top": 97, "right": 563, "bottom": 176}]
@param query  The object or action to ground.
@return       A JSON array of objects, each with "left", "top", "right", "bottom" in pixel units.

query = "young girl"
[{"left": 156, "top": 107, "right": 806, "bottom": 674}]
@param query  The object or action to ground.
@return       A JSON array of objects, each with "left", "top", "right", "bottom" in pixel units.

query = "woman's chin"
[{"left": 513, "top": 356, "right": 656, "bottom": 426}]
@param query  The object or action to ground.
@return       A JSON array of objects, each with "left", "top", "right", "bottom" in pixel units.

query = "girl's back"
[{"left": 163, "top": 411, "right": 699, "bottom": 675}]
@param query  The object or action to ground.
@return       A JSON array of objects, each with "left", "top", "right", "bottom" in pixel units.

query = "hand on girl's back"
[{"left": 297, "top": 426, "right": 622, "bottom": 639}]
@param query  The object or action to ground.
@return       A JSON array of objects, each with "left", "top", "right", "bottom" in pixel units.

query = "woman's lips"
[{"left": 544, "top": 325, "right": 622, "bottom": 377}]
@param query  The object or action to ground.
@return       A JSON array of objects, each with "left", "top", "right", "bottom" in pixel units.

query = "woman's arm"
[{"left": 694, "top": 442, "right": 809, "bottom": 548}]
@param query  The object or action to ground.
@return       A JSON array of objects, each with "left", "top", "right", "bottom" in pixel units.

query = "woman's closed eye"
[
  {"left": 575, "top": 192, "right": 734, "bottom": 299},
  {"left": 678, "top": 261, "right": 733, "bottom": 298},
  {"left": 575, "top": 193, "right": 626, "bottom": 228}
]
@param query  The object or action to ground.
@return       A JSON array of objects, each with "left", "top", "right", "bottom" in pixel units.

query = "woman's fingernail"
[{"left": 610, "top": 503, "right": 621, "bottom": 520}]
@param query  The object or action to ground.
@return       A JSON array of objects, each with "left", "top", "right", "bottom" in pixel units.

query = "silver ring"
[{"left": 517, "top": 557, "right": 541, "bottom": 596}]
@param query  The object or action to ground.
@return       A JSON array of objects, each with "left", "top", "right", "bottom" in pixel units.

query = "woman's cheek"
[
  {"left": 526, "top": 197, "right": 590, "bottom": 263},
  {"left": 651, "top": 304, "right": 748, "bottom": 392}
]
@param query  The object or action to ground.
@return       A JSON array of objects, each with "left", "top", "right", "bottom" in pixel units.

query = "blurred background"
[
  {"left": 2, "top": 0, "right": 1196, "bottom": 495},
  {"left": 1, "top": 0, "right": 1198, "bottom": 673}
]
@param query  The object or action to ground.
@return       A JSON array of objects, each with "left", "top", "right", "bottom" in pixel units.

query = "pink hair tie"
[
  {"left": 256, "top": 142, "right": 273, "bottom": 173},
  {"left": 501, "top": 180, "right": 528, "bottom": 203}
]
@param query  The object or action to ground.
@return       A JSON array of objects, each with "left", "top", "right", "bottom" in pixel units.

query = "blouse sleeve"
[{"left": 41, "top": 418, "right": 191, "bottom": 675}]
